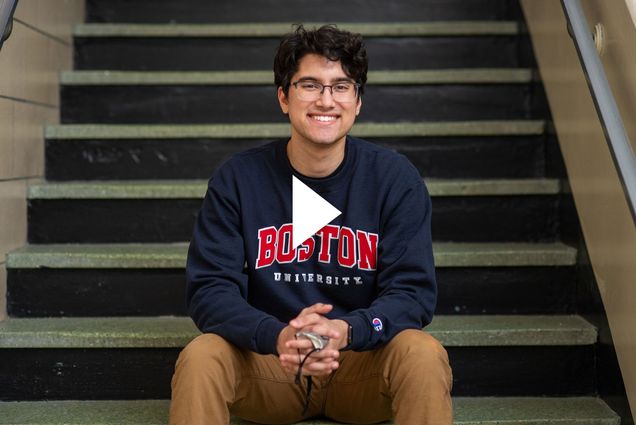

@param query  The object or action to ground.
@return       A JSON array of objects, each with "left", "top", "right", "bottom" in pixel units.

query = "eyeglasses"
[{"left": 291, "top": 80, "right": 360, "bottom": 103}]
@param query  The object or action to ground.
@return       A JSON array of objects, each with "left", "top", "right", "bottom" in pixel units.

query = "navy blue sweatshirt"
[{"left": 186, "top": 136, "right": 436, "bottom": 355}]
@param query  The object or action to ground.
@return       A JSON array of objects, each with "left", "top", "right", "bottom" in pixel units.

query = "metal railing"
[
  {"left": 562, "top": 0, "right": 636, "bottom": 222},
  {"left": 0, "top": 0, "right": 18, "bottom": 50}
]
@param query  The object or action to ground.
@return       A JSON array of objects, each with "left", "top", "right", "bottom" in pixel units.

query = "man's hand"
[{"left": 276, "top": 303, "right": 349, "bottom": 377}]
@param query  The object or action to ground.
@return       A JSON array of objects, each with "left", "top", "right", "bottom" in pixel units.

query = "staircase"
[{"left": 0, "top": 0, "right": 623, "bottom": 423}]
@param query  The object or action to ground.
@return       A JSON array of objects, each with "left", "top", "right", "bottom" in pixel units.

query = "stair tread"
[
  {"left": 74, "top": 21, "right": 520, "bottom": 38},
  {"left": 6, "top": 242, "right": 577, "bottom": 269},
  {"left": 0, "top": 397, "right": 619, "bottom": 424},
  {"left": 60, "top": 69, "right": 535, "bottom": 85},
  {"left": 27, "top": 178, "right": 561, "bottom": 199},
  {"left": 45, "top": 121, "right": 546, "bottom": 140},
  {"left": 0, "top": 315, "right": 596, "bottom": 348}
]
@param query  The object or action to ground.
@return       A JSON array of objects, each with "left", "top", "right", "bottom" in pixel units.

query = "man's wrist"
[
  {"left": 332, "top": 319, "right": 351, "bottom": 350},
  {"left": 275, "top": 325, "right": 296, "bottom": 355}
]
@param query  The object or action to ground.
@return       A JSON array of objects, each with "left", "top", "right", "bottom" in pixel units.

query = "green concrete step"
[
  {"left": 60, "top": 69, "right": 535, "bottom": 85},
  {"left": 45, "top": 121, "right": 546, "bottom": 140},
  {"left": 27, "top": 179, "right": 561, "bottom": 200},
  {"left": 6, "top": 242, "right": 577, "bottom": 269},
  {"left": 0, "top": 315, "right": 596, "bottom": 349},
  {"left": 73, "top": 22, "right": 520, "bottom": 38},
  {"left": 0, "top": 397, "right": 619, "bottom": 424}
]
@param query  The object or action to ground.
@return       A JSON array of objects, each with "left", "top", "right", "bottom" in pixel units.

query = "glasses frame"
[{"left": 291, "top": 80, "right": 361, "bottom": 103}]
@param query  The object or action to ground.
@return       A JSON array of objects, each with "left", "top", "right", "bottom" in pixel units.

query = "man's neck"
[{"left": 286, "top": 137, "right": 346, "bottom": 178}]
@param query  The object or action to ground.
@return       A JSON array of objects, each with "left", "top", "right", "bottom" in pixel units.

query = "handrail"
[
  {"left": 562, "top": 0, "right": 636, "bottom": 222},
  {"left": 0, "top": 0, "right": 18, "bottom": 50}
]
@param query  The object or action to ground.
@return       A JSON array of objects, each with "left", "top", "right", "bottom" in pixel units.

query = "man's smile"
[{"left": 308, "top": 114, "right": 339, "bottom": 123}]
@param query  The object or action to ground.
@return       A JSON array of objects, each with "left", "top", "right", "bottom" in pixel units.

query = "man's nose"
[{"left": 316, "top": 86, "right": 336, "bottom": 107}]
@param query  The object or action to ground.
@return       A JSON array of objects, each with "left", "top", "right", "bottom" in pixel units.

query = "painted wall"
[
  {"left": 0, "top": 0, "right": 84, "bottom": 319},
  {"left": 521, "top": 0, "right": 636, "bottom": 415}
]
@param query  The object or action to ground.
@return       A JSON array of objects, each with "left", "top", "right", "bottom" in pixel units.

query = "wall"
[
  {"left": 0, "top": 0, "right": 84, "bottom": 320},
  {"left": 521, "top": 0, "right": 636, "bottom": 417}
]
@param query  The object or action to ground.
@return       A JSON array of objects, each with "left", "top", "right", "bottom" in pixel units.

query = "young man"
[{"left": 170, "top": 25, "right": 452, "bottom": 424}]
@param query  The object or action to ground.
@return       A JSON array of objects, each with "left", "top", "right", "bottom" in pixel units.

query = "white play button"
[{"left": 292, "top": 176, "right": 342, "bottom": 249}]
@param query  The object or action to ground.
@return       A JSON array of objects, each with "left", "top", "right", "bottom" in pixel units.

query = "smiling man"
[
  {"left": 169, "top": 25, "right": 452, "bottom": 425},
  {"left": 279, "top": 52, "right": 362, "bottom": 178}
]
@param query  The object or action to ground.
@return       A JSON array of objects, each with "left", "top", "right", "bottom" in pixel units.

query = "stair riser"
[
  {"left": 87, "top": 0, "right": 521, "bottom": 23},
  {"left": 7, "top": 267, "right": 575, "bottom": 317},
  {"left": 27, "top": 196, "right": 561, "bottom": 244},
  {"left": 0, "top": 345, "right": 593, "bottom": 400},
  {"left": 74, "top": 37, "right": 535, "bottom": 71},
  {"left": 60, "top": 84, "right": 547, "bottom": 124},
  {"left": 45, "top": 136, "right": 547, "bottom": 181}
]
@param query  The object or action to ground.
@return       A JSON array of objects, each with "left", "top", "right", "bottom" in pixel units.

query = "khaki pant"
[{"left": 170, "top": 329, "right": 452, "bottom": 425}]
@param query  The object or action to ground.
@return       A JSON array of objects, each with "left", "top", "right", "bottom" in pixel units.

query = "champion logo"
[{"left": 372, "top": 318, "right": 383, "bottom": 332}]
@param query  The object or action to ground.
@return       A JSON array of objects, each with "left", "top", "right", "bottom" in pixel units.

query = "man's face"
[{"left": 278, "top": 53, "right": 362, "bottom": 149}]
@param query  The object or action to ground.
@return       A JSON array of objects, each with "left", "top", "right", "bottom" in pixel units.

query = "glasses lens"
[{"left": 332, "top": 83, "right": 356, "bottom": 102}]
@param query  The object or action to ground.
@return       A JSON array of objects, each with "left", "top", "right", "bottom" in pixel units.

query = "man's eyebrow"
[
  {"left": 296, "top": 77, "right": 320, "bottom": 82},
  {"left": 295, "top": 76, "right": 355, "bottom": 83}
]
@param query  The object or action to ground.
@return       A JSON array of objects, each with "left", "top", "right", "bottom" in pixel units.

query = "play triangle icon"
[{"left": 292, "top": 176, "right": 341, "bottom": 249}]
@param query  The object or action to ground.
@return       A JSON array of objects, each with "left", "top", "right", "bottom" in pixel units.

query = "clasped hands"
[{"left": 276, "top": 303, "right": 348, "bottom": 377}]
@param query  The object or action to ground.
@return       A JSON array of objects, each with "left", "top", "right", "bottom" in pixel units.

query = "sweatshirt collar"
[{"left": 276, "top": 136, "right": 355, "bottom": 194}]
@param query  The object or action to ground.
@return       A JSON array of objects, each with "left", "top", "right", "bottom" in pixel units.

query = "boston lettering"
[{"left": 255, "top": 224, "right": 379, "bottom": 270}]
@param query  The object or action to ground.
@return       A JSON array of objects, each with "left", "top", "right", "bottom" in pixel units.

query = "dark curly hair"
[{"left": 273, "top": 24, "right": 368, "bottom": 97}]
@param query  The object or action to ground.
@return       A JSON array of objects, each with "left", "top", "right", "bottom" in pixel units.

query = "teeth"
[{"left": 312, "top": 115, "right": 336, "bottom": 122}]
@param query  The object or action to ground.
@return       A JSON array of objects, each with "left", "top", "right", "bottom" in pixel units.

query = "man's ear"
[
  {"left": 355, "top": 96, "right": 362, "bottom": 116},
  {"left": 278, "top": 87, "right": 289, "bottom": 114}
]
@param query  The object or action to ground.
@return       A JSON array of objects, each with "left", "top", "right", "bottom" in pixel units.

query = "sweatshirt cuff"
[
  {"left": 254, "top": 316, "right": 287, "bottom": 355},
  {"left": 339, "top": 315, "right": 369, "bottom": 351}
]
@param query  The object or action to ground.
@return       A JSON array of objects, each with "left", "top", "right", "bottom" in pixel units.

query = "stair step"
[
  {"left": 60, "top": 71, "right": 545, "bottom": 124},
  {"left": 85, "top": 0, "right": 522, "bottom": 24},
  {"left": 0, "top": 315, "right": 597, "bottom": 398},
  {"left": 7, "top": 266, "right": 577, "bottom": 318},
  {"left": 45, "top": 121, "right": 545, "bottom": 139},
  {"left": 0, "top": 315, "right": 596, "bottom": 348},
  {"left": 44, "top": 122, "right": 550, "bottom": 181},
  {"left": 25, "top": 179, "right": 562, "bottom": 244},
  {"left": 6, "top": 242, "right": 577, "bottom": 269},
  {"left": 74, "top": 22, "right": 521, "bottom": 37},
  {"left": 27, "top": 179, "right": 561, "bottom": 199},
  {"left": 74, "top": 22, "right": 533, "bottom": 71},
  {"left": 0, "top": 397, "right": 619, "bottom": 424},
  {"left": 60, "top": 69, "right": 535, "bottom": 85}
]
